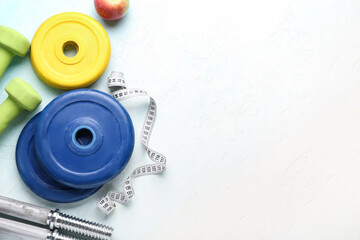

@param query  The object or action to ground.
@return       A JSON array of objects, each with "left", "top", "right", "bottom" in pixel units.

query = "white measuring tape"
[{"left": 97, "top": 71, "right": 167, "bottom": 214}]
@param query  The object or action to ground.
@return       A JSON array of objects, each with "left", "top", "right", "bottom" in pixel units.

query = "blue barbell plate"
[
  {"left": 16, "top": 113, "right": 101, "bottom": 203},
  {"left": 35, "top": 89, "right": 135, "bottom": 189}
]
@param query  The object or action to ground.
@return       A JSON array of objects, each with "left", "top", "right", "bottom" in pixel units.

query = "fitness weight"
[{"left": 17, "top": 89, "right": 135, "bottom": 202}]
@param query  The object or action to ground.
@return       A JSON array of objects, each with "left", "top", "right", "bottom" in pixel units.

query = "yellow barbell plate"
[{"left": 30, "top": 12, "right": 111, "bottom": 90}]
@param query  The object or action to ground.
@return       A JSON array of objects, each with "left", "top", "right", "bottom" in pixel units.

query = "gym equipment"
[
  {"left": 0, "top": 217, "right": 84, "bottom": 240},
  {"left": 0, "top": 26, "right": 30, "bottom": 79},
  {"left": 0, "top": 77, "right": 41, "bottom": 134},
  {"left": 16, "top": 113, "right": 101, "bottom": 203},
  {"left": 30, "top": 12, "right": 111, "bottom": 90},
  {"left": 0, "top": 195, "right": 113, "bottom": 240},
  {"left": 97, "top": 71, "right": 167, "bottom": 214},
  {"left": 36, "top": 89, "right": 134, "bottom": 188},
  {"left": 16, "top": 89, "right": 134, "bottom": 202}
]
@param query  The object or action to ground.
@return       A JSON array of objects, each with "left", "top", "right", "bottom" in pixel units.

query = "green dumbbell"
[
  {"left": 0, "top": 26, "right": 30, "bottom": 79},
  {"left": 0, "top": 78, "right": 41, "bottom": 134}
]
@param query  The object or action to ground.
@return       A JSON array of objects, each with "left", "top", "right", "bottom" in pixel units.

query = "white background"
[{"left": 1, "top": 0, "right": 360, "bottom": 239}]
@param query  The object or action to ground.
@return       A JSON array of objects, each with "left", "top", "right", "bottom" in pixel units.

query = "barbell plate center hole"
[
  {"left": 63, "top": 41, "right": 78, "bottom": 58},
  {"left": 72, "top": 126, "right": 96, "bottom": 149},
  {"left": 76, "top": 128, "right": 93, "bottom": 146}
]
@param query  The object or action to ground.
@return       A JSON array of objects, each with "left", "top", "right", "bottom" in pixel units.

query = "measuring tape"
[{"left": 97, "top": 71, "right": 167, "bottom": 214}]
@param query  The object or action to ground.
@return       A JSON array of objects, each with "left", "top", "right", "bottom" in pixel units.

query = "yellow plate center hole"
[{"left": 63, "top": 41, "right": 79, "bottom": 58}]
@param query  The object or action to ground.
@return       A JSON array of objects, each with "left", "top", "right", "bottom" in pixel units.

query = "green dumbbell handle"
[
  {"left": 0, "top": 26, "right": 30, "bottom": 80},
  {"left": 0, "top": 97, "right": 22, "bottom": 134},
  {"left": 0, "top": 48, "right": 14, "bottom": 79},
  {"left": 0, "top": 78, "right": 41, "bottom": 135}
]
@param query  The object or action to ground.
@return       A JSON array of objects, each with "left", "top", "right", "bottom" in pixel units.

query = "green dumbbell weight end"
[
  {"left": 0, "top": 78, "right": 42, "bottom": 134},
  {"left": 0, "top": 26, "right": 30, "bottom": 79}
]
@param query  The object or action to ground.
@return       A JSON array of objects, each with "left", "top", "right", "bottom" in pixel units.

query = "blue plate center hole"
[
  {"left": 76, "top": 128, "right": 93, "bottom": 146},
  {"left": 72, "top": 126, "right": 96, "bottom": 149}
]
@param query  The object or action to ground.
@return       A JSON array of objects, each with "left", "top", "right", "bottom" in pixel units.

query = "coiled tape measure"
[{"left": 97, "top": 72, "right": 167, "bottom": 214}]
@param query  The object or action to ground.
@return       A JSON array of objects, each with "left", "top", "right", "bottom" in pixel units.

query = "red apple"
[{"left": 94, "top": 0, "right": 129, "bottom": 20}]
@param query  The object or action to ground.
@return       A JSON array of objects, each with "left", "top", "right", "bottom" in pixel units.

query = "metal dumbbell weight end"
[
  {"left": 0, "top": 26, "right": 30, "bottom": 79},
  {"left": 0, "top": 77, "right": 41, "bottom": 134},
  {"left": 0, "top": 195, "right": 113, "bottom": 240},
  {"left": 0, "top": 217, "right": 84, "bottom": 240}
]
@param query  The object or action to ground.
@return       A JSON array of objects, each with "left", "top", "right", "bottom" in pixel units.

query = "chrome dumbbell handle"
[
  {"left": 0, "top": 195, "right": 49, "bottom": 225},
  {"left": 0, "top": 195, "right": 113, "bottom": 240},
  {"left": 0, "top": 217, "right": 83, "bottom": 240}
]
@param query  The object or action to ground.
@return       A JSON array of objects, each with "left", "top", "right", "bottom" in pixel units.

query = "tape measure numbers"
[{"left": 97, "top": 71, "right": 167, "bottom": 214}]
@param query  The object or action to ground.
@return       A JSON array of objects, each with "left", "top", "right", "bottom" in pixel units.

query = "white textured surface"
[{"left": 1, "top": 0, "right": 360, "bottom": 239}]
